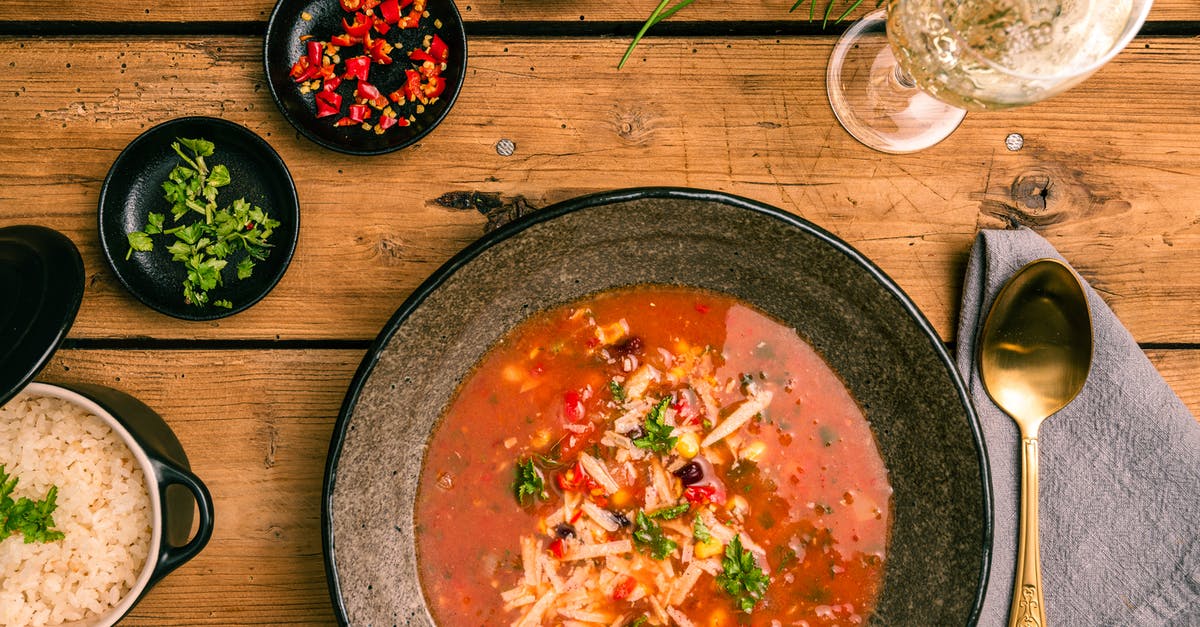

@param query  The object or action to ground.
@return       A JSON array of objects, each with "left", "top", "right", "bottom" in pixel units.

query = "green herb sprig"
[
  {"left": 619, "top": 0, "right": 881, "bottom": 69},
  {"left": 126, "top": 137, "right": 279, "bottom": 309},
  {"left": 632, "top": 510, "right": 678, "bottom": 559},
  {"left": 693, "top": 516, "right": 712, "bottom": 543},
  {"left": 0, "top": 465, "right": 65, "bottom": 544},
  {"left": 647, "top": 502, "right": 690, "bottom": 520},
  {"left": 632, "top": 397, "right": 677, "bottom": 454},
  {"left": 513, "top": 458, "right": 547, "bottom": 506},
  {"left": 717, "top": 535, "right": 770, "bottom": 613}
]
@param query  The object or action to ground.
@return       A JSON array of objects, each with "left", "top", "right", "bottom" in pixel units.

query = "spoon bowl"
[{"left": 979, "top": 257, "right": 1093, "bottom": 627}]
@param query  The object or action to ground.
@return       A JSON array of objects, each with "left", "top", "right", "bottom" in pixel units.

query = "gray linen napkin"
[{"left": 956, "top": 228, "right": 1200, "bottom": 626}]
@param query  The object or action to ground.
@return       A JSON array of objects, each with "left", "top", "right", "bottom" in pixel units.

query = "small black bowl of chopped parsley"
[{"left": 98, "top": 116, "right": 300, "bottom": 321}]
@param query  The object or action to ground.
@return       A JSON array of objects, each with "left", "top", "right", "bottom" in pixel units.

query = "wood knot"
[
  {"left": 1011, "top": 172, "right": 1053, "bottom": 210},
  {"left": 433, "top": 191, "right": 540, "bottom": 233},
  {"left": 610, "top": 106, "right": 654, "bottom": 144}
]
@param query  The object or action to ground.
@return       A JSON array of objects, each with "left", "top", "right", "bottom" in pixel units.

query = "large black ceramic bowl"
[{"left": 323, "top": 188, "right": 992, "bottom": 625}]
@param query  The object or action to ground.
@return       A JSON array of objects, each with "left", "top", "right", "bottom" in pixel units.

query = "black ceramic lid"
[{"left": 0, "top": 225, "right": 85, "bottom": 407}]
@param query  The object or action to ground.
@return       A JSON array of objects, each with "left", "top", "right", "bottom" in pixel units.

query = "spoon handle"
[{"left": 1009, "top": 435, "right": 1047, "bottom": 627}]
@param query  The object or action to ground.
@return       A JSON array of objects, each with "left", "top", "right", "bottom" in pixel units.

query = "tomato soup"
[{"left": 416, "top": 286, "right": 892, "bottom": 626}]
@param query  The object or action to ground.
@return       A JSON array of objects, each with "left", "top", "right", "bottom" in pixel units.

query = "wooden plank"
[
  {"left": 0, "top": 0, "right": 1192, "bottom": 26},
  {"left": 26, "top": 346, "right": 1200, "bottom": 623},
  {"left": 0, "top": 36, "right": 1198, "bottom": 342}
]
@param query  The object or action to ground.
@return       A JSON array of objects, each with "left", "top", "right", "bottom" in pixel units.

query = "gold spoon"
[{"left": 978, "top": 258, "right": 1093, "bottom": 627}]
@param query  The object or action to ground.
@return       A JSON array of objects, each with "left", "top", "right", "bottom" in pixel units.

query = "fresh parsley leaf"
[
  {"left": 207, "top": 164, "right": 231, "bottom": 187},
  {"left": 632, "top": 397, "right": 677, "bottom": 454},
  {"left": 513, "top": 458, "right": 547, "bottom": 506},
  {"left": 630, "top": 618, "right": 648, "bottom": 627},
  {"left": 717, "top": 535, "right": 770, "bottom": 613},
  {"left": 146, "top": 212, "right": 165, "bottom": 234},
  {"left": 647, "top": 502, "right": 690, "bottom": 520},
  {"left": 236, "top": 257, "right": 255, "bottom": 280},
  {"left": 632, "top": 510, "right": 677, "bottom": 560},
  {"left": 693, "top": 516, "right": 712, "bottom": 543},
  {"left": 609, "top": 380, "right": 626, "bottom": 403},
  {"left": 177, "top": 137, "right": 215, "bottom": 158},
  {"left": 0, "top": 465, "right": 65, "bottom": 544},
  {"left": 125, "top": 231, "right": 153, "bottom": 260}
]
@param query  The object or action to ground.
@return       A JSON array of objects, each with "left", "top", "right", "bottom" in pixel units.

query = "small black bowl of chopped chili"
[{"left": 264, "top": 0, "right": 467, "bottom": 156}]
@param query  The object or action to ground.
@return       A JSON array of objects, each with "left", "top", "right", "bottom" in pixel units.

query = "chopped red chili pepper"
[
  {"left": 694, "top": 302, "right": 711, "bottom": 314},
  {"left": 367, "top": 37, "right": 394, "bottom": 64},
  {"left": 422, "top": 75, "right": 446, "bottom": 99},
  {"left": 612, "top": 577, "right": 637, "bottom": 600},
  {"left": 291, "top": 0, "right": 451, "bottom": 135},
  {"left": 684, "top": 484, "right": 724, "bottom": 506},
  {"left": 347, "top": 103, "right": 372, "bottom": 123},
  {"left": 306, "top": 40, "right": 324, "bottom": 67},
  {"left": 562, "top": 390, "right": 584, "bottom": 423},
  {"left": 409, "top": 49, "right": 437, "bottom": 66},
  {"left": 404, "top": 69, "right": 422, "bottom": 100},
  {"left": 548, "top": 538, "right": 567, "bottom": 559},
  {"left": 315, "top": 90, "right": 343, "bottom": 118},
  {"left": 379, "top": 0, "right": 401, "bottom": 23},
  {"left": 429, "top": 34, "right": 449, "bottom": 63},
  {"left": 342, "top": 13, "right": 373, "bottom": 38},
  {"left": 356, "top": 81, "right": 382, "bottom": 101},
  {"left": 342, "top": 56, "right": 371, "bottom": 81}
]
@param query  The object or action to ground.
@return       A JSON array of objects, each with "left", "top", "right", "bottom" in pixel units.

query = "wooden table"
[{"left": 1, "top": 1, "right": 1197, "bottom": 624}]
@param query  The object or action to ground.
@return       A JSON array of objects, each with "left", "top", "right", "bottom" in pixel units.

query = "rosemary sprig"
[{"left": 619, "top": 0, "right": 879, "bottom": 69}]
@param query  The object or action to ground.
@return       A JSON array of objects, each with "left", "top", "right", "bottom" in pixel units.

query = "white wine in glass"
[{"left": 826, "top": 0, "right": 1153, "bottom": 153}]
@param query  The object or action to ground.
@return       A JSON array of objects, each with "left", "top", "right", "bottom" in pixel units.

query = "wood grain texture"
[
  {"left": 28, "top": 347, "right": 1199, "bottom": 625},
  {"left": 0, "top": 0, "right": 1193, "bottom": 25},
  {"left": 0, "top": 36, "right": 1198, "bottom": 343}
]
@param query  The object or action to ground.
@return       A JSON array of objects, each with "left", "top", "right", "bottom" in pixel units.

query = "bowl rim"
[
  {"left": 96, "top": 115, "right": 301, "bottom": 321},
  {"left": 320, "top": 186, "right": 994, "bottom": 625},
  {"left": 262, "top": 0, "right": 469, "bottom": 156},
  {"left": 18, "top": 382, "right": 164, "bottom": 627}
]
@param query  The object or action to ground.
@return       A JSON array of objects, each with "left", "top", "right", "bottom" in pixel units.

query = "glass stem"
[{"left": 893, "top": 65, "right": 917, "bottom": 89}]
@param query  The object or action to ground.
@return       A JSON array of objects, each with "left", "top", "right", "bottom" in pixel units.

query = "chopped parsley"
[
  {"left": 608, "top": 380, "right": 626, "bottom": 403},
  {"left": 125, "top": 137, "right": 280, "bottom": 309},
  {"left": 512, "top": 458, "right": 547, "bottom": 506},
  {"left": 693, "top": 517, "right": 712, "bottom": 543},
  {"left": 647, "top": 502, "right": 690, "bottom": 520},
  {"left": 717, "top": 535, "right": 770, "bottom": 613},
  {"left": 632, "top": 397, "right": 676, "bottom": 454},
  {"left": 632, "top": 510, "right": 677, "bottom": 560},
  {"left": 0, "top": 465, "right": 65, "bottom": 544}
]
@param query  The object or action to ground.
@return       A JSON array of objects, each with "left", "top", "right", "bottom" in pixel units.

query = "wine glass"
[{"left": 826, "top": 0, "right": 1154, "bottom": 154}]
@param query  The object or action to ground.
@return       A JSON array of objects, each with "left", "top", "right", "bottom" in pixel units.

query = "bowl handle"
[{"left": 149, "top": 458, "right": 215, "bottom": 585}]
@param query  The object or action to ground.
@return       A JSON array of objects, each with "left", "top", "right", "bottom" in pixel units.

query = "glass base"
[{"left": 826, "top": 9, "right": 966, "bottom": 154}]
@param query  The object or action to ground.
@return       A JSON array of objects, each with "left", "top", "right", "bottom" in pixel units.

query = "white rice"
[{"left": 0, "top": 393, "right": 153, "bottom": 627}]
